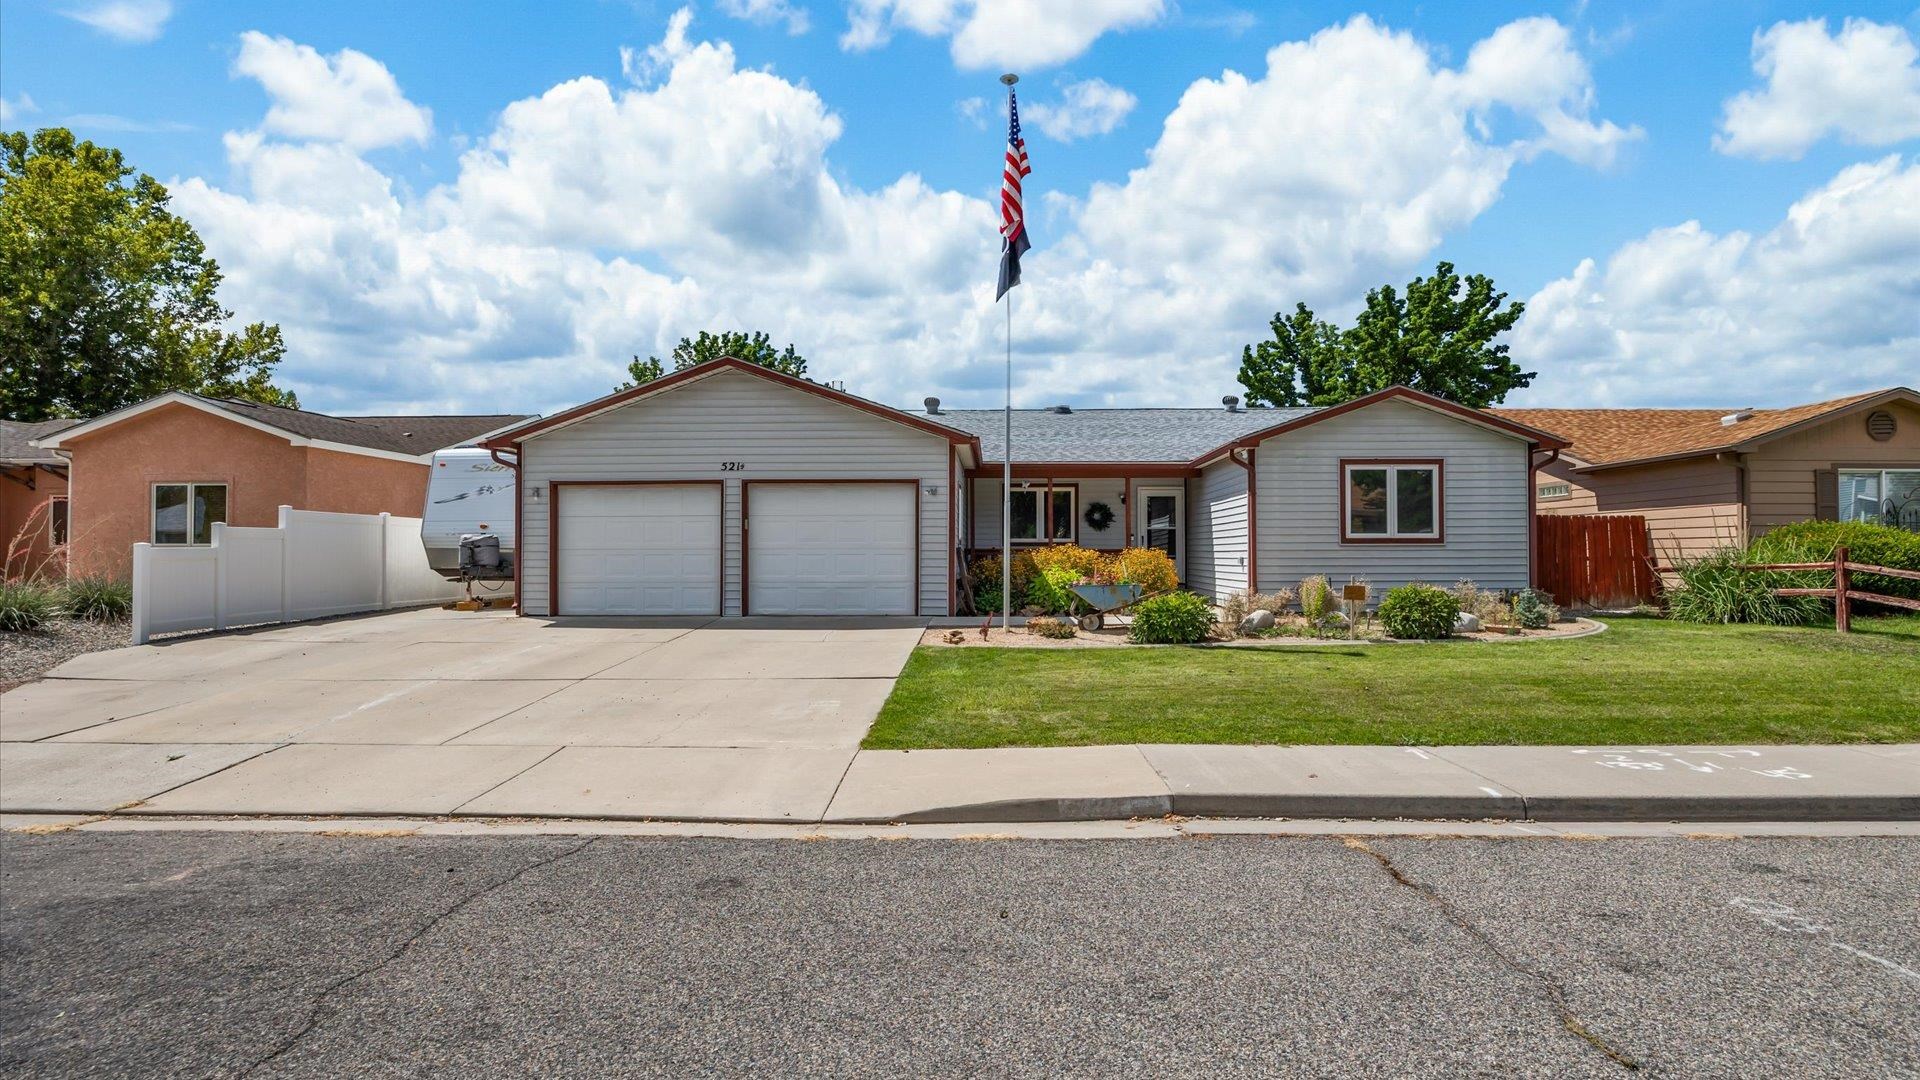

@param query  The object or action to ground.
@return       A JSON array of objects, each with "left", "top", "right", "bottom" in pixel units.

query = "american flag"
[{"left": 996, "top": 88, "right": 1032, "bottom": 301}]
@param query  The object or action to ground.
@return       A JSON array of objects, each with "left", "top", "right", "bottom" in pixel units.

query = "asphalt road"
[{"left": 2, "top": 830, "right": 1915, "bottom": 1078}]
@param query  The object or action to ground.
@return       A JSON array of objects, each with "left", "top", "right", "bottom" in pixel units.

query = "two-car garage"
[{"left": 509, "top": 358, "right": 973, "bottom": 619}]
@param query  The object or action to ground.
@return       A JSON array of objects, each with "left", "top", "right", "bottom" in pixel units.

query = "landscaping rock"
[
  {"left": 1454, "top": 612, "right": 1482, "bottom": 633},
  {"left": 1239, "top": 610, "right": 1276, "bottom": 633}
]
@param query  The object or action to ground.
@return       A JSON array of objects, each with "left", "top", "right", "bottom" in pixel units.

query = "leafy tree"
[
  {"left": 622, "top": 330, "right": 806, "bottom": 389},
  {"left": 0, "top": 128, "right": 296, "bottom": 420},
  {"left": 1237, "top": 262, "right": 1534, "bottom": 408}
]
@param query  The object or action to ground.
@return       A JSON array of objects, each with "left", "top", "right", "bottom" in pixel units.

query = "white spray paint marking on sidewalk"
[
  {"left": 1573, "top": 748, "right": 1815, "bottom": 781},
  {"left": 1729, "top": 897, "right": 1920, "bottom": 986},
  {"left": 1402, "top": 748, "right": 1433, "bottom": 761}
]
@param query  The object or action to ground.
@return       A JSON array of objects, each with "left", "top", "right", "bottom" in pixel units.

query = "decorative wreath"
[{"left": 1083, "top": 500, "right": 1116, "bottom": 532}]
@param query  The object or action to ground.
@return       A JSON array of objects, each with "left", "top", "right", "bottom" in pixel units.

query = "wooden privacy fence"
[
  {"left": 1534, "top": 513, "right": 1657, "bottom": 609},
  {"left": 1655, "top": 545, "right": 1920, "bottom": 633}
]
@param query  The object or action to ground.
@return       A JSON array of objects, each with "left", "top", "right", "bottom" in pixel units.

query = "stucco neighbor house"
[
  {"left": 32, "top": 393, "right": 531, "bottom": 581},
  {"left": 2, "top": 418, "right": 79, "bottom": 578},
  {"left": 1494, "top": 387, "right": 1920, "bottom": 562},
  {"left": 478, "top": 357, "right": 1569, "bottom": 617}
]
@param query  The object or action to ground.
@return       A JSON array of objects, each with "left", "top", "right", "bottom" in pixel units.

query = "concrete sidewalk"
[{"left": 822, "top": 743, "right": 1920, "bottom": 823}]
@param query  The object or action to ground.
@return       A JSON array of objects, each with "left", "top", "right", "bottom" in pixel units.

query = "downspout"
[
  {"left": 488, "top": 445, "right": 521, "bottom": 614},
  {"left": 1529, "top": 446, "right": 1558, "bottom": 589},
  {"left": 1229, "top": 448, "right": 1256, "bottom": 593}
]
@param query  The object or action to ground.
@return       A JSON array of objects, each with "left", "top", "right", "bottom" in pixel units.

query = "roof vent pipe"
[
  {"left": 1721, "top": 409, "right": 1754, "bottom": 426},
  {"left": 923, "top": 397, "right": 941, "bottom": 415},
  {"left": 1222, "top": 395, "right": 1240, "bottom": 413}
]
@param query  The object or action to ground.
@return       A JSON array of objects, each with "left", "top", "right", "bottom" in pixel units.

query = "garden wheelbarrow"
[{"left": 1065, "top": 582, "right": 1167, "bottom": 632}]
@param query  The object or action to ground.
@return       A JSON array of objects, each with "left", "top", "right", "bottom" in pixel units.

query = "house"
[
  {"left": 2, "top": 418, "right": 80, "bottom": 578},
  {"left": 32, "top": 393, "right": 531, "bottom": 580},
  {"left": 478, "top": 357, "right": 1568, "bottom": 617},
  {"left": 1494, "top": 387, "right": 1920, "bottom": 560}
]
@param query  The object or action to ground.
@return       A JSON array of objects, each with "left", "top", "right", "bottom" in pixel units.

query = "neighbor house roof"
[
  {"left": 33, "top": 392, "right": 532, "bottom": 463},
  {"left": 1492, "top": 387, "right": 1916, "bottom": 470},
  {"left": 939, "top": 407, "right": 1308, "bottom": 464},
  {"left": 1, "top": 418, "right": 81, "bottom": 467}
]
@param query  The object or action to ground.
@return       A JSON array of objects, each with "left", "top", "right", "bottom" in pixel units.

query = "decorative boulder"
[
  {"left": 1239, "top": 609, "right": 1276, "bottom": 633},
  {"left": 1454, "top": 611, "right": 1482, "bottom": 633}
]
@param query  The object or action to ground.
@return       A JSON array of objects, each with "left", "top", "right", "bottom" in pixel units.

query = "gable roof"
[
  {"left": 1, "top": 418, "right": 81, "bottom": 467},
  {"left": 1492, "top": 387, "right": 1916, "bottom": 470},
  {"left": 481, "top": 356, "right": 983, "bottom": 459},
  {"left": 33, "top": 393, "right": 531, "bottom": 463},
  {"left": 1188, "top": 385, "right": 1570, "bottom": 466},
  {"left": 941, "top": 407, "right": 1306, "bottom": 464}
]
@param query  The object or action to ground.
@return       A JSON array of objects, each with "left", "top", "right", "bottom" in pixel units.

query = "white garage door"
[
  {"left": 557, "top": 484, "right": 721, "bottom": 615},
  {"left": 749, "top": 483, "right": 916, "bottom": 615}
]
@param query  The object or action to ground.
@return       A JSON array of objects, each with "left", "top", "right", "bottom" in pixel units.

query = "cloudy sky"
[{"left": 4, "top": 0, "right": 1917, "bottom": 415}]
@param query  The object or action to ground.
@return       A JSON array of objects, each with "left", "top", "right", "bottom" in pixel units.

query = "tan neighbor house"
[
  {"left": 1494, "top": 387, "right": 1920, "bottom": 561},
  {"left": 33, "top": 393, "right": 529, "bottom": 580},
  {"left": 2, "top": 418, "right": 79, "bottom": 578}
]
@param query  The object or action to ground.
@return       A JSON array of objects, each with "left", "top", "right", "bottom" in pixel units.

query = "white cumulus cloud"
[
  {"left": 841, "top": 0, "right": 1163, "bottom": 70},
  {"left": 61, "top": 0, "right": 171, "bottom": 43},
  {"left": 233, "top": 31, "right": 432, "bottom": 150},
  {"left": 1025, "top": 78, "right": 1136, "bottom": 141},
  {"left": 1716, "top": 18, "right": 1920, "bottom": 160},
  {"left": 1513, "top": 155, "right": 1920, "bottom": 405},
  {"left": 1, "top": 93, "right": 37, "bottom": 126},
  {"left": 719, "top": 0, "right": 810, "bottom": 35}
]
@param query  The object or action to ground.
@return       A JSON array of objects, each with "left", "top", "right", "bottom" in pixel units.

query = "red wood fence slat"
[{"left": 1534, "top": 513, "right": 1658, "bottom": 609}]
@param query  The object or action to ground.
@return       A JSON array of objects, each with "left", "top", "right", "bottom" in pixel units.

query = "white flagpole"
[{"left": 1000, "top": 72, "right": 1017, "bottom": 633}]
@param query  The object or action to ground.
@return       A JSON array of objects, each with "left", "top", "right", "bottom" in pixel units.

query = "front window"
[
  {"left": 1840, "top": 469, "right": 1920, "bottom": 531},
  {"left": 153, "top": 483, "right": 227, "bottom": 545},
  {"left": 1008, "top": 487, "right": 1074, "bottom": 543},
  {"left": 1344, "top": 462, "right": 1441, "bottom": 541}
]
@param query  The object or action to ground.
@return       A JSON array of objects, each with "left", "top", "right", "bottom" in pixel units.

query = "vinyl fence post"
[
  {"left": 379, "top": 512, "right": 392, "bottom": 610},
  {"left": 130, "top": 542, "right": 151, "bottom": 645},
  {"left": 213, "top": 522, "right": 229, "bottom": 631},
  {"left": 278, "top": 505, "right": 294, "bottom": 623},
  {"left": 1834, "top": 544, "right": 1850, "bottom": 634}
]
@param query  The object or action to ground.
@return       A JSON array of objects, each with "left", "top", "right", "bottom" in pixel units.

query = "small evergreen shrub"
[
  {"left": 1665, "top": 547, "right": 1827, "bottom": 625},
  {"left": 1511, "top": 588, "right": 1558, "bottom": 629},
  {"left": 0, "top": 581, "right": 65, "bottom": 632},
  {"left": 1128, "top": 591, "right": 1214, "bottom": 644},
  {"left": 1027, "top": 616, "right": 1077, "bottom": 639},
  {"left": 60, "top": 575, "right": 133, "bottom": 621},
  {"left": 1378, "top": 583, "right": 1457, "bottom": 639}
]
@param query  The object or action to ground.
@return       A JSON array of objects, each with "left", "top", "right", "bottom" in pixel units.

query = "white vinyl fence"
[{"left": 131, "top": 507, "right": 466, "bottom": 644}]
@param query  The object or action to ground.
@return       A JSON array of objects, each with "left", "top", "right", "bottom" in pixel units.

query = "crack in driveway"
[
  {"left": 1339, "top": 836, "right": 1642, "bottom": 1071},
  {"left": 236, "top": 835, "right": 598, "bottom": 1077}
]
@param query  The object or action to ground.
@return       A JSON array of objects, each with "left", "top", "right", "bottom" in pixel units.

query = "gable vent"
[
  {"left": 1720, "top": 409, "right": 1754, "bottom": 426},
  {"left": 1866, "top": 410, "right": 1896, "bottom": 441}
]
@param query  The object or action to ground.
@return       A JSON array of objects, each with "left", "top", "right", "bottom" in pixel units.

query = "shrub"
[
  {"left": 0, "top": 580, "right": 65, "bottom": 632},
  {"left": 1298, "top": 575, "right": 1335, "bottom": 627},
  {"left": 1378, "top": 583, "right": 1457, "bottom": 639},
  {"left": 60, "top": 575, "right": 133, "bottom": 621},
  {"left": 1665, "top": 547, "right": 1828, "bottom": 625},
  {"left": 1511, "top": 588, "right": 1559, "bottom": 629},
  {"left": 975, "top": 587, "right": 1004, "bottom": 615},
  {"left": 1027, "top": 616, "right": 1077, "bottom": 639},
  {"left": 1222, "top": 587, "right": 1299, "bottom": 632},
  {"left": 970, "top": 553, "right": 1036, "bottom": 612},
  {"left": 1450, "top": 579, "right": 1511, "bottom": 626},
  {"left": 1749, "top": 521, "right": 1920, "bottom": 606},
  {"left": 1110, "top": 547, "right": 1178, "bottom": 593},
  {"left": 1028, "top": 544, "right": 1108, "bottom": 579},
  {"left": 1026, "top": 564, "right": 1084, "bottom": 614},
  {"left": 1127, "top": 591, "right": 1215, "bottom": 644}
]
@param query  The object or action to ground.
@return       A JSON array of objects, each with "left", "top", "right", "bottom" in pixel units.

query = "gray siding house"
[{"left": 481, "top": 358, "right": 1568, "bottom": 616}]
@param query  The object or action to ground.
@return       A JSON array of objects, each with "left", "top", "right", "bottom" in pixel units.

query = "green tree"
[
  {"left": 621, "top": 330, "right": 807, "bottom": 389},
  {"left": 0, "top": 128, "right": 296, "bottom": 420},
  {"left": 1237, "top": 262, "right": 1534, "bottom": 408}
]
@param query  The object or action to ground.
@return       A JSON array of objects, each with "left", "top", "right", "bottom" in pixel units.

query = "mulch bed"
[
  {"left": 920, "top": 616, "right": 1602, "bottom": 650},
  {"left": 0, "top": 619, "right": 131, "bottom": 693}
]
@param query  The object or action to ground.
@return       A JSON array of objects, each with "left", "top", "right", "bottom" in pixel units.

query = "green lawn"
[{"left": 866, "top": 615, "right": 1920, "bottom": 748}]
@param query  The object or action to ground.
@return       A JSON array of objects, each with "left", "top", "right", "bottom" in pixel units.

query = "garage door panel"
[
  {"left": 558, "top": 485, "right": 720, "bottom": 616},
  {"left": 749, "top": 484, "right": 916, "bottom": 616}
]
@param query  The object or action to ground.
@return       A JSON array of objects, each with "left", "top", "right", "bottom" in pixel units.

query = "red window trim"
[{"left": 1339, "top": 458, "right": 1444, "bottom": 545}]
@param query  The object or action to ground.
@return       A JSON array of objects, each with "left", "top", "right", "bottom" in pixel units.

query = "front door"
[{"left": 1134, "top": 486, "right": 1184, "bottom": 582}]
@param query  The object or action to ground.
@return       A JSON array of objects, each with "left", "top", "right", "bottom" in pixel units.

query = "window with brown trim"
[
  {"left": 1008, "top": 487, "right": 1074, "bottom": 543},
  {"left": 1342, "top": 461, "right": 1441, "bottom": 542}
]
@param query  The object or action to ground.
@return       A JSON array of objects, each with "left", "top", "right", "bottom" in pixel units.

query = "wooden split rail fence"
[{"left": 1655, "top": 545, "right": 1920, "bottom": 633}]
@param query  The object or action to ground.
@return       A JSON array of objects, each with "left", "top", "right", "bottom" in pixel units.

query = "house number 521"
[{"left": 720, "top": 461, "right": 746, "bottom": 471}]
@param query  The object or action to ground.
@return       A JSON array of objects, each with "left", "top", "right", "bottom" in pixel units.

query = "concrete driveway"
[{"left": 0, "top": 608, "right": 923, "bottom": 821}]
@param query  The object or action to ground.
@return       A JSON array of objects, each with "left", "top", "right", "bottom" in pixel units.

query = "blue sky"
[{"left": 4, "top": 0, "right": 1917, "bottom": 415}]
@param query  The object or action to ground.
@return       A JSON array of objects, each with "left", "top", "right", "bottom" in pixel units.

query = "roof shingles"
[
  {"left": 939, "top": 407, "right": 1312, "bottom": 464},
  {"left": 1492, "top": 389, "right": 1903, "bottom": 467}
]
